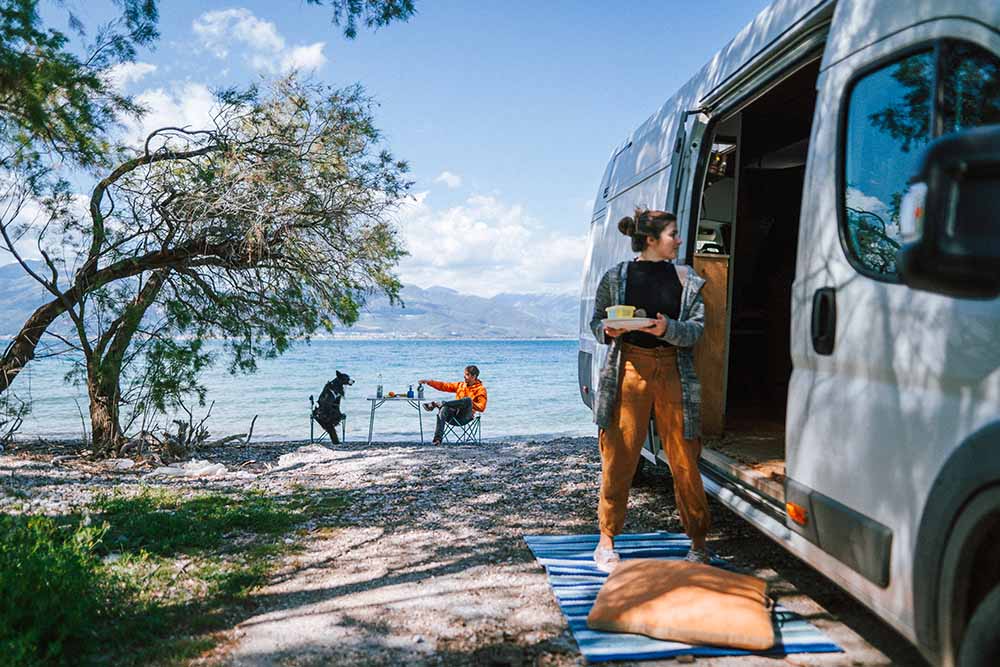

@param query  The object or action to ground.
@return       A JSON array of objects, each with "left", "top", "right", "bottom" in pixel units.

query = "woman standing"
[{"left": 589, "top": 208, "right": 712, "bottom": 571}]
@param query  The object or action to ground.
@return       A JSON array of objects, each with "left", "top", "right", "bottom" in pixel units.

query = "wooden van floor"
[{"left": 703, "top": 429, "right": 786, "bottom": 504}]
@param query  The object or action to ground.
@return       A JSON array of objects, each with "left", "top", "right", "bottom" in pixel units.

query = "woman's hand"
[
  {"left": 604, "top": 326, "right": 626, "bottom": 338},
  {"left": 641, "top": 313, "right": 668, "bottom": 337}
]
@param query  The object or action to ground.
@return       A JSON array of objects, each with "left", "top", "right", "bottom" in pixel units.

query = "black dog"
[{"left": 312, "top": 370, "right": 354, "bottom": 444}]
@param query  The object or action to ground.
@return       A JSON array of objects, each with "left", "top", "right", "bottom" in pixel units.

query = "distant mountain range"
[{"left": 0, "top": 261, "right": 580, "bottom": 339}]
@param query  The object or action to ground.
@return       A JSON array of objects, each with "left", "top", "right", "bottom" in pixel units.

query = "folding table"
[{"left": 366, "top": 396, "right": 438, "bottom": 444}]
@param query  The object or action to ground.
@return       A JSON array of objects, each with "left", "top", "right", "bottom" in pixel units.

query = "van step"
[
  {"left": 699, "top": 449, "right": 786, "bottom": 517},
  {"left": 701, "top": 470, "right": 791, "bottom": 541},
  {"left": 701, "top": 442, "right": 786, "bottom": 504}
]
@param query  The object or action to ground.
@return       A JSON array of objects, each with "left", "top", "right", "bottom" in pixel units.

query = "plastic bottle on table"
[
  {"left": 407, "top": 384, "right": 414, "bottom": 398},
  {"left": 376, "top": 374, "right": 383, "bottom": 398},
  {"left": 417, "top": 383, "right": 425, "bottom": 400}
]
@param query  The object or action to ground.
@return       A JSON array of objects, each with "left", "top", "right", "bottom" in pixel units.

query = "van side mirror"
[{"left": 896, "top": 124, "right": 1000, "bottom": 299}]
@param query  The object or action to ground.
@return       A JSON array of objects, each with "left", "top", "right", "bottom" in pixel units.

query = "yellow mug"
[{"left": 606, "top": 305, "right": 636, "bottom": 319}]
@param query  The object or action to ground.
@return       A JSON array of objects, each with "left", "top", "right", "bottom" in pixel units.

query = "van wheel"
[{"left": 959, "top": 585, "right": 1000, "bottom": 667}]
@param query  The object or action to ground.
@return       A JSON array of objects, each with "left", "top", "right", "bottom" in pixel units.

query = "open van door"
[{"left": 668, "top": 111, "right": 710, "bottom": 263}]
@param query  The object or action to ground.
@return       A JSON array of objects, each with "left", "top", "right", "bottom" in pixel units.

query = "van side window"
[
  {"left": 844, "top": 51, "right": 933, "bottom": 277},
  {"left": 842, "top": 41, "right": 1000, "bottom": 279}
]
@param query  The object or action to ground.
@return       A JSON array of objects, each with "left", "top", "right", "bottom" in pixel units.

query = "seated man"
[{"left": 419, "top": 365, "right": 488, "bottom": 445}]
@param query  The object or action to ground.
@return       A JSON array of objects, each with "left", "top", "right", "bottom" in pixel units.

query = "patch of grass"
[
  {"left": 0, "top": 515, "right": 116, "bottom": 667},
  {"left": 90, "top": 487, "right": 300, "bottom": 556},
  {"left": 1, "top": 485, "right": 346, "bottom": 666}
]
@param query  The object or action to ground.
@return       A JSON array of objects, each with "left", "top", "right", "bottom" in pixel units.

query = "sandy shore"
[{"left": 1, "top": 437, "right": 924, "bottom": 666}]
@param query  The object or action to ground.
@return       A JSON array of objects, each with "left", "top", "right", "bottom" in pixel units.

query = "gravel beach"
[{"left": 0, "top": 437, "right": 926, "bottom": 666}]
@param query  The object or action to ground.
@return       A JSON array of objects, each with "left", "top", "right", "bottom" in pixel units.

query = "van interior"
[{"left": 691, "top": 59, "right": 821, "bottom": 506}]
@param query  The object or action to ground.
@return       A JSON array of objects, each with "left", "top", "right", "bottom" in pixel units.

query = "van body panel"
[
  {"left": 695, "top": 0, "right": 831, "bottom": 103},
  {"left": 804, "top": 483, "right": 893, "bottom": 587},
  {"left": 820, "top": 0, "right": 1000, "bottom": 71},
  {"left": 790, "top": 12, "right": 1000, "bottom": 638}
]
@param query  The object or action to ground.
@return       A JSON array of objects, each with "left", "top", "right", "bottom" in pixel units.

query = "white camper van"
[{"left": 577, "top": 1, "right": 1000, "bottom": 665}]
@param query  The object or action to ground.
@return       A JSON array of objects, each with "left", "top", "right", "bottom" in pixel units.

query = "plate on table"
[{"left": 601, "top": 317, "right": 656, "bottom": 331}]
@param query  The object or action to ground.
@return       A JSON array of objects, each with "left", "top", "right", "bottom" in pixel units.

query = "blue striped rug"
[{"left": 524, "top": 532, "right": 842, "bottom": 663}]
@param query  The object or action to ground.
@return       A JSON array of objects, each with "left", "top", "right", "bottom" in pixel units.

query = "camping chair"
[
  {"left": 309, "top": 396, "right": 346, "bottom": 444},
  {"left": 442, "top": 414, "right": 482, "bottom": 444}
]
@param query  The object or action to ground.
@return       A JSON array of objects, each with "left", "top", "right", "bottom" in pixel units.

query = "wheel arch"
[{"left": 913, "top": 421, "right": 1000, "bottom": 663}]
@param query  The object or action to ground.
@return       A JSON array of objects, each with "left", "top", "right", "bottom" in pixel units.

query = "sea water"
[{"left": 9, "top": 339, "right": 596, "bottom": 442}]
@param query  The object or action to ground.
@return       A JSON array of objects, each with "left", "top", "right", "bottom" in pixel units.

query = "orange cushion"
[{"left": 586, "top": 559, "right": 775, "bottom": 650}]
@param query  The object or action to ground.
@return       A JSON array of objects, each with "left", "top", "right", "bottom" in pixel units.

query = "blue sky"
[{"left": 44, "top": 0, "right": 773, "bottom": 295}]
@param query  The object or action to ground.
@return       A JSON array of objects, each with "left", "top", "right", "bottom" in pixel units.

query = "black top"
[{"left": 622, "top": 260, "right": 682, "bottom": 348}]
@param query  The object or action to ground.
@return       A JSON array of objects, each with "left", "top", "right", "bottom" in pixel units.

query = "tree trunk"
[
  {"left": 0, "top": 299, "right": 72, "bottom": 393},
  {"left": 87, "top": 270, "right": 169, "bottom": 457},
  {"left": 88, "top": 363, "right": 125, "bottom": 456}
]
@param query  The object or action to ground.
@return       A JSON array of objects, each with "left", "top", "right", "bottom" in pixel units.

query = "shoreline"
[
  {"left": 4, "top": 429, "right": 597, "bottom": 450},
  {"left": 0, "top": 335, "right": 579, "bottom": 342}
]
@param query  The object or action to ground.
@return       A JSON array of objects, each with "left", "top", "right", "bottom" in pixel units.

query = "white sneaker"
[{"left": 593, "top": 546, "right": 620, "bottom": 573}]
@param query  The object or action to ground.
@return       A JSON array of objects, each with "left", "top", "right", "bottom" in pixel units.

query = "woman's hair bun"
[{"left": 617, "top": 215, "right": 636, "bottom": 236}]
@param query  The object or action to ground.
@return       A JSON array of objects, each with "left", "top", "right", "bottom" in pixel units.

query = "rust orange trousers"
[{"left": 598, "top": 343, "right": 711, "bottom": 541}]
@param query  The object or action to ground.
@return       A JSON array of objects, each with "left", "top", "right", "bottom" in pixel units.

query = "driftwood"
[
  {"left": 246, "top": 415, "right": 258, "bottom": 445},
  {"left": 120, "top": 417, "right": 251, "bottom": 465},
  {"left": 211, "top": 434, "right": 247, "bottom": 446},
  {"left": 152, "top": 400, "right": 216, "bottom": 461}
]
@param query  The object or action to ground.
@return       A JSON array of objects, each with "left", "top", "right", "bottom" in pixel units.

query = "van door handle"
[{"left": 811, "top": 287, "right": 836, "bottom": 355}]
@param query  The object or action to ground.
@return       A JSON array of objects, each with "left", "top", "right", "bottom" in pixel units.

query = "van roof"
[{"left": 597, "top": 0, "right": 830, "bottom": 210}]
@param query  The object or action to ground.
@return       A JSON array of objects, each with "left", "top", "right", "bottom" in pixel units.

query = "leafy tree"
[
  {"left": 1, "top": 0, "right": 416, "bottom": 447},
  {"left": 307, "top": 0, "right": 416, "bottom": 39},
  {"left": 4, "top": 77, "right": 410, "bottom": 453},
  {"left": 0, "top": 0, "right": 413, "bottom": 171},
  {"left": 0, "top": 0, "right": 158, "bottom": 170}
]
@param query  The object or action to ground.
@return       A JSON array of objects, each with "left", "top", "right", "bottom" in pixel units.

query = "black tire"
[{"left": 959, "top": 585, "right": 1000, "bottom": 667}]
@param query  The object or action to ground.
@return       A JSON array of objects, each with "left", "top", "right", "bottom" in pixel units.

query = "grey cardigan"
[{"left": 589, "top": 260, "right": 706, "bottom": 440}]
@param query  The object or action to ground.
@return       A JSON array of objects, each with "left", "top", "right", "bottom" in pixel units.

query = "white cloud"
[
  {"left": 280, "top": 42, "right": 327, "bottom": 72},
  {"left": 434, "top": 171, "right": 463, "bottom": 189},
  {"left": 394, "top": 192, "right": 586, "bottom": 297},
  {"left": 193, "top": 8, "right": 326, "bottom": 73},
  {"left": 846, "top": 187, "right": 889, "bottom": 216},
  {"left": 193, "top": 9, "right": 284, "bottom": 57},
  {"left": 105, "top": 61, "right": 157, "bottom": 90},
  {"left": 121, "top": 82, "right": 218, "bottom": 149}
]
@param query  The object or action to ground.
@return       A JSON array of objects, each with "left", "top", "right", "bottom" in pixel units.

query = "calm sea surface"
[{"left": 9, "top": 339, "right": 596, "bottom": 442}]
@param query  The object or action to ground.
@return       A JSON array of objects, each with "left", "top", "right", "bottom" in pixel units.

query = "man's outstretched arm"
[{"left": 420, "top": 379, "right": 459, "bottom": 393}]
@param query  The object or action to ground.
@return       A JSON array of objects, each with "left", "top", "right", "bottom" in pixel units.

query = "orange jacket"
[{"left": 425, "top": 379, "right": 487, "bottom": 413}]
